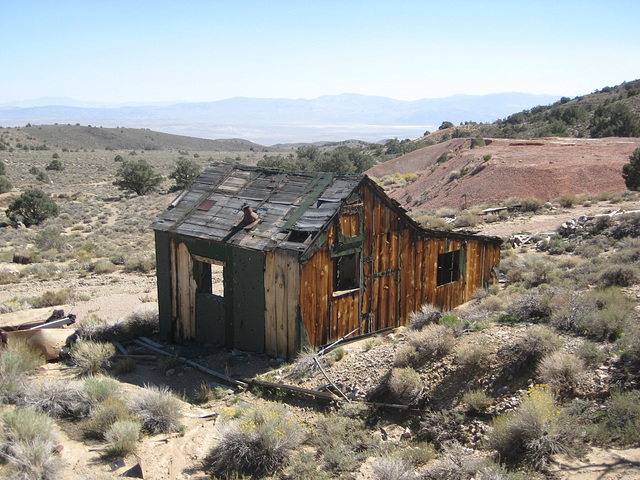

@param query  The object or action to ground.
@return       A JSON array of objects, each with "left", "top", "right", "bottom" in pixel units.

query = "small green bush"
[
  {"left": 86, "top": 396, "right": 134, "bottom": 439},
  {"left": 576, "top": 340, "right": 607, "bottom": 367},
  {"left": 104, "top": 419, "right": 141, "bottom": 458},
  {"left": 520, "top": 197, "right": 545, "bottom": 212},
  {"left": 30, "top": 288, "right": 74, "bottom": 308},
  {"left": 463, "top": 389, "right": 493, "bottom": 413},
  {"left": 83, "top": 376, "right": 121, "bottom": 406}
]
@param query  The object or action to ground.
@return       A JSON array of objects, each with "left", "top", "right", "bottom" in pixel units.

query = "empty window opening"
[
  {"left": 193, "top": 256, "right": 225, "bottom": 297},
  {"left": 334, "top": 253, "right": 359, "bottom": 291},
  {"left": 287, "top": 230, "right": 313, "bottom": 243},
  {"left": 437, "top": 250, "right": 460, "bottom": 286}
]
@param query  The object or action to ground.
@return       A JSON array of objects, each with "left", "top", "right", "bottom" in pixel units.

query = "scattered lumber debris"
[{"left": 0, "top": 309, "right": 77, "bottom": 360}]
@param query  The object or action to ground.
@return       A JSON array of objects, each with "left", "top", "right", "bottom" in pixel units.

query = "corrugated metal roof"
[{"left": 151, "top": 164, "right": 363, "bottom": 252}]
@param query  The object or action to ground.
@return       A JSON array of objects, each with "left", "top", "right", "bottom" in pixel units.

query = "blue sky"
[{"left": 2, "top": 0, "right": 638, "bottom": 104}]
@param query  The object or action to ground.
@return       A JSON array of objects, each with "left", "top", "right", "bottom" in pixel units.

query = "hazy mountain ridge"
[{"left": 0, "top": 93, "right": 559, "bottom": 145}]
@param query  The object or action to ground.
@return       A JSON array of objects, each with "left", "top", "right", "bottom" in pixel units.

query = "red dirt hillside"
[{"left": 366, "top": 137, "right": 640, "bottom": 211}]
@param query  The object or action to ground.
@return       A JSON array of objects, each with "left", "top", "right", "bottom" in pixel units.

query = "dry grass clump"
[
  {"left": 82, "top": 376, "right": 121, "bottom": 406},
  {"left": 77, "top": 315, "right": 127, "bottom": 342},
  {"left": 388, "top": 367, "right": 423, "bottom": 405},
  {"left": 127, "top": 384, "right": 183, "bottom": 434},
  {"left": 517, "top": 325, "right": 563, "bottom": 364},
  {"left": 418, "top": 410, "right": 464, "bottom": 449},
  {"left": 463, "top": 389, "right": 493, "bottom": 413},
  {"left": 205, "top": 404, "right": 306, "bottom": 478},
  {"left": 371, "top": 456, "right": 416, "bottom": 480},
  {"left": 395, "top": 324, "right": 455, "bottom": 368},
  {"left": 536, "top": 351, "right": 585, "bottom": 393},
  {"left": 192, "top": 381, "right": 228, "bottom": 404},
  {"left": 487, "top": 384, "right": 578, "bottom": 469},
  {"left": 124, "top": 304, "right": 159, "bottom": 337},
  {"left": 287, "top": 346, "right": 317, "bottom": 380},
  {"left": 0, "top": 407, "right": 61, "bottom": 480},
  {"left": 421, "top": 441, "right": 496, "bottom": 480},
  {"left": 70, "top": 340, "right": 116, "bottom": 376},
  {"left": 18, "top": 379, "right": 89, "bottom": 418},
  {"left": 104, "top": 419, "right": 141, "bottom": 458},
  {"left": 455, "top": 341, "right": 491, "bottom": 371},
  {"left": 86, "top": 396, "right": 136, "bottom": 440},
  {"left": 408, "top": 304, "right": 442, "bottom": 330},
  {"left": 0, "top": 342, "right": 45, "bottom": 402}
]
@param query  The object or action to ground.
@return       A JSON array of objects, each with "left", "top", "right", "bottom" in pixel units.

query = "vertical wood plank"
[{"left": 264, "top": 252, "right": 277, "bottom": 356}]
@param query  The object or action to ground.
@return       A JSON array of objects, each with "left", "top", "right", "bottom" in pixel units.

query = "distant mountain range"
[{"left": 0, "top": 93, "right": 560, "bottom": 145}]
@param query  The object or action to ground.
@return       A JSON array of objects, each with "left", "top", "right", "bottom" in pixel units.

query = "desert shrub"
[
  {"left": 395, "top": 324, "right": 455, "bottom": 368},
  {"left": 123, "top": 255, "right": 155, "bottom": 273},
  {"left": 85, "top": 396, "right": 135, "bottom": 439},
  {"left": 157, "top": 355, "right": 176, "bottom": 373},
  {"left": 408, "top": 304, "right": 442, "bottom": 330},
  {"left": 576, "top": 340, "right": 607, "bottom": 367},
  {"left": 77, "top": 315, "right": 127, "bottom": 342},
  {"left": 18, "top": 379, "right": 89, "bottom": 418},
  {"left": 505, "top": 291, "right": 552, "bottom": 323},
  {"left": 128, "top": 384, "right": 183, "bottom": 434},
  {"left": 536, "top": 351, "right": 585, "bottom": 394},
  {"left": 557, "top": 194, "right": 577, "bottom": 208},
  {"left": 589, "top": 390, "right": 640, "bottom": 446},
  {"left": 453, "top": 212, "right": 481, "bottom": 228},
  {"left": 205, "top": 404, "right": 306, "bottom": 478},
  {"left": 456, "top": 342, "right": 490, "bottom": 371},
  {"left": 83, "top": 376, "right": 121, "bottom": 406},
  {"left": 0, "top": 342, "right": 45, "bottom": 402},
  {"left": 502, "top": 255, "right": 560, "bottom": 288},
  {"left": 29, "top": 287, "right": 74, "bottom": 308},
  {"left": 70, "top": 340, "right": 116, "bottom": 375},
  {"left": 89, "top": 260, "right": 118, "bottom": 274},
  {"left": 125, "top": 305, "right": 159, "bottom": 337},
  {"left": 487, "top": 385, "right": 579, "bottom": 468},
  {"left": 598, "top": 264, "right": 640, "bottom": 287},
  {"left": 371, "top": 457, "right": 416, "bottom": 480},
  {"left": 421, "top": 442, "right": 492, "bottom": 480},
  {"left": 193, "top": 381, "right": 227, "bottom": 404},
  {"left": 0, "top": 407, "right": 61, "bottom": 480},
  {"left": 462, "top": 389, "right": 493, "bottom": 413},
  {"left": 518, "top": 325, "right": 563, "bottom": 361},
  {"left": 331, "top": 346, "right": 346, "bottom": 361},
  {"left": 418, "top": 410, "right": 464, "bottom": 448},
  {"left": 311, "top": 413, "right": 379, "bottom": 475},
  {"left": 34, "top": 226, "right": 66, "bottom": 251},
  {"left": 287, "top": 346, "right": 317, "bottom": 380},
  {"left": 395, "top": 440, "right": 437, "bottom": 467},
  {"left": 113, "top": 357, "right": 137, "bottom": 375},
  {"left": 389, "top": 367, "right": 423, "bottom": 405},
  {"left": 0, "top": 176, "right": 12, "bottom": 193},
  {"left": 104, "top": 419, "right": 141, "bottom": 458},
  {"left": 520, "top": 197, "right": 545, "bottom": 212},
  {"left": 551, "top": 288, "right": 634, "bottom": 341},
  {"left": 619, "top": 327, "right": 640, "bottom": 366}
]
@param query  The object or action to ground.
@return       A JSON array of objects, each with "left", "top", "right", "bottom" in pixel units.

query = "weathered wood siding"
[{"left": 299, "top": 181, "right": 501, "bottom": 349}]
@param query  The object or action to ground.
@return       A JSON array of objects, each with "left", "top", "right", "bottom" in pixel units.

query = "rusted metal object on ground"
[
  {"left": 12, "top": 252, "right": 31, "bottom": 264},
  {"left": 0, "top": 310, "right": 77, "bottom": 360}
]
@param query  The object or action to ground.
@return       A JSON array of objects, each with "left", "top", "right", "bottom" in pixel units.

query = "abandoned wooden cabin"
[{"left": 151, "top": 163, "right": 502, "bottom": 359}]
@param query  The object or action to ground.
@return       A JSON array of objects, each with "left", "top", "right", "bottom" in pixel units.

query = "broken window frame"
[
  {"left": 437, "top": 250, "right": 460, "bottom": 287},
  {"left": 192, "top": 255, "right": 226, "bottom": 298},
  {"left": 333, "top": 252, "right": 360, "bottom": 293}
]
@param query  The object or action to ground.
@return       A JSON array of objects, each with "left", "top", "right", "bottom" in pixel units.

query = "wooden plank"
[
  {"left": 264, "top": 252, "right": 277, "bottom": 356},
  {"left": 285, "top": 251, "right": 300, "bottom": 359},
  {"left": 274, "top": 253, "right": 287, "bottom": 357}
]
